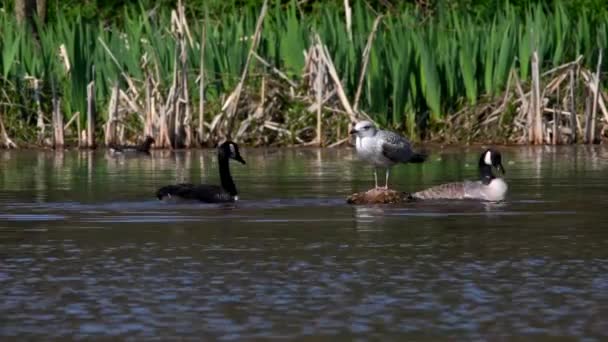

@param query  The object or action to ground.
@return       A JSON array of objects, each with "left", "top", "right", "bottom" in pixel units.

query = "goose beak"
[
  {"left": 235, "top": 155, "right": 246, "bottom": 164},
  {"left": 497, "top": 163, "right": 506, "bottom": 174},
  {"left": 349, "top": 128, "right": 358, "bottom": 134}
]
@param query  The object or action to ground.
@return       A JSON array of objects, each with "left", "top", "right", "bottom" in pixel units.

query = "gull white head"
[{"left": 349, "top": 120, "right": 377, "bottom": 138}]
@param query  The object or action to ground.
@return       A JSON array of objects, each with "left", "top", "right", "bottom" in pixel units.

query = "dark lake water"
[{"left": 1, "top": 146, "right": 608, "bottom": 340}]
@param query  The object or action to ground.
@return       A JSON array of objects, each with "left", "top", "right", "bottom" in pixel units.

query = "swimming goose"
[
  {"left": 412, "top": 149, "right": 508, "bottom": 202},
  {"left": 156, "top": 141, "right": 246, "bottom": 203},
  {"left": 350, "top": 120, "right": 426, "bottom": 189},
  {"left": 109, "top": 136, "right": 155, "bottom": 155}
]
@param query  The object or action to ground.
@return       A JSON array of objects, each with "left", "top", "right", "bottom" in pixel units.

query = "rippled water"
[{"left": 1, "top": 146, "right": 608, "bottom": 339}]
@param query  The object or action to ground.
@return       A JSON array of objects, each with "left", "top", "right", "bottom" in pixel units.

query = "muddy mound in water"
[{"left": 347, "top": 188, "right": 414, "bottom": 204}]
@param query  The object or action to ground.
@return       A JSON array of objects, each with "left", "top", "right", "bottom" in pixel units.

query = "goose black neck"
[
  {"left": 218, "top": 152, "right": 238, "bottom": 196},
  {"left": 479, "top": 164, "right": 495, "bottom": 185}
]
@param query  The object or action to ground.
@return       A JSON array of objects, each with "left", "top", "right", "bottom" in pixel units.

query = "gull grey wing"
[
  {"left": 380, "top": 131, "right": 427, "bottom": 163},
  {"left": 382, "top": 142, "right": 413, "bottom": 162},
  {"left": 379, "top": 131, "right": 413, "bottom": 162}
]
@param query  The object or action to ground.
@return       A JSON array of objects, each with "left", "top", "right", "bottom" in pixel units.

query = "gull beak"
[{"left": 349, "top": 128, "right": 358, "bottom": 134}]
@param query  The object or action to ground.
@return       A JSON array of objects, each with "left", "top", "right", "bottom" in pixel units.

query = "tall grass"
[{"left": 0, "top": 1, "right": 606, "bottom": 145}]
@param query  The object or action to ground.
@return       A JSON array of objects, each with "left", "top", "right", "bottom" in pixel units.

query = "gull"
[{"left": 350, "top": 120, "right": 426, "bottom": 189}]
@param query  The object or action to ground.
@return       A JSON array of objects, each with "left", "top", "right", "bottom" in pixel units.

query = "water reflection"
[
  {"left": 353, "top": 206, "right": 388, "bottom": 232},
  {"left": 1, "top": 146, "right": 608, "bottom": 339}
]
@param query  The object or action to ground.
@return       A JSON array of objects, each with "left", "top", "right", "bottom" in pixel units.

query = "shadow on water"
[{"left": 1, "top": 146, "right": 608, "bottom": 339}]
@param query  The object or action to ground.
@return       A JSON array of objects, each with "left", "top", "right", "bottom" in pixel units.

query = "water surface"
[{"left": 1, "top": 146, "right": 608, "bottom": 339}]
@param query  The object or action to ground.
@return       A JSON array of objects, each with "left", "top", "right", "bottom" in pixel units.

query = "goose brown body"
[
  {"left": 109, "top": 136, "right": 155, "bottom": 155},
  {"left": 412, "top": 149, "right": 508, "bottom": 202}
]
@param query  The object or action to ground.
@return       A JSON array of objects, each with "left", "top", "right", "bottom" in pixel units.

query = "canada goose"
[
  {"left": 109, "top": 136, "right": 155, "bottom": 155},
  {"left": 350, "top": 120, "right": 426, "bottom": 189},
  {"left": 156, "top": 141, "right": 246, "bottom": 203},
  {"left": 412, "top": 149, "right": 508, "bottom": 202}
]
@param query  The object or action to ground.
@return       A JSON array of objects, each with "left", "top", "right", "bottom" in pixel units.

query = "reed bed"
[{"left": 0, "top": 0, "right": 607, "bottom": 149}]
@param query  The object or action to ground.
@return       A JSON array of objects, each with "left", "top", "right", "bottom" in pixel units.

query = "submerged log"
[{"left": 347, "top": 188, "right": 414, "bottom": 205}]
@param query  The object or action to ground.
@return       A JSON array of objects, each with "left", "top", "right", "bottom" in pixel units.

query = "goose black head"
[
  {"left": 142, "top": 136, "right": 155, "bottom": 148},
  {"left": 219, "top": 141, "right": 246, "bottom": 164},
  {"left": 144, "top": 136, "right": 155, "bottom": 145},
  {"left": 480, "top": 149, "right": 505, "bottom": 174}
]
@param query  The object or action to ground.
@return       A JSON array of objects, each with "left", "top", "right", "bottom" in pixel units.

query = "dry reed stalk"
[
  {"left": 177, "top": 37, "right": 187, "bottom": 147},
  {"left": 86, "top": 79, "right": 96, "bottom": 149},
  {"left": 33, "top": 78, "right": 45, "bottom": 144},
  {"left": 580, "top": 69, "right": 608, "bottom": 124},
  {"left": 76, "top": 110, "right": 82, "bottom": 148},
  {"left": 104, "top": 83, "right": 119, "bottom": 146},
  {"left": 353, "top": 15, "right": 383, "bottom": 112},
  {"left": 328, "top": 137, "right": 350, "bottom": 148},
  {"left": 160, "top": 40, "right": 179, "bottom": 148},
  {"left": 542, "top": 55, "right": 584, "bottom": 77},
  {"left": 198, "top": 23, "right": 206, "bottom": 145},
  {"left": 145, "top": 75, "right": 153, "bottom": 139},
  {"left": 181, "top": 39, "right": 192, "bottom": 147},
  {"left": 172, "top": 0, "right": 192, "bottom": 147},
  {"left": 118, "top": 121, "right": 125, "bottom": 145},
  {"left": 150, "top": 77, "right": 158, "bottom": 141},
  {"left": 553, "top": 86, "right": 559, "bottom": 145},
  {"left": 344, "top": 0, "right": 352, "bottom": 41},
  {"left": 118, "top": 89, "right": 141, "bottom": 116},
  {"left": 98, "top": 37, "right": 138, "bottom": 94},
  {"left": 314, "top": 44, "right": 324, "bottom": 146},
  {"left": 183, "top": 81, "right": 192, "bottom": 147},
  {"left": 317, "top": 36, "right": 358, "bottom": 123},
  {"left": 171, "top": 30, "right": 181, "bottom": 148},
  {"left": 63, "top": 111, "right": 79, "bottom": 131},
  {"left": 498, "top": 70, "right": 514, "bottom": 126},
  {"left": 590, "top": 49, "right": 603, "bottom": 143},
  {"left": 253, "top": 52, "right": 297, "bottom": 88},
  {"left": 0, "top": 108, "right": 17, "bottom": 149},
  {"left": 160, "top": 85, "right": 174, "bottom": 148},
  {"left": 59, "top": 44, "right": 70, "bottom": 72},
  {"left": 223, "top": 0, "right": 268, "bottom": 138},
  {"left": 568, "top": 67, "right": 578, "bottom": 143},
  {"left": 584, "top": 92, "right": 593, "bottom": 142},
  {"left": 530, "top": 51, "right": 543, "bottom": 144},
  {"left": 512, "top": 69, "right": 529, "bottom": 144},
  {"left": 51, "top": 79, "right": 64, "bottom": 148},
  {"left": 236, "top": 76, "right": 266, "bottom": 141},
  {"left": 306, "top": 89, "right": 337, "bottom": 112}
]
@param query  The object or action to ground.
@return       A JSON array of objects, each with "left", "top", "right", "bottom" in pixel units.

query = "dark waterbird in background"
[
  {"left": 350, "top": 120, "right": 427, "bottom": 189},
  {"left": 109, "top": 136, "right": 156, "bottom": 155},
  {"left": 412, "top": 149, "right": 508, "bottom": 201},
  {"left": 156, "top": 141, "right": 246, "bottom": 203}
]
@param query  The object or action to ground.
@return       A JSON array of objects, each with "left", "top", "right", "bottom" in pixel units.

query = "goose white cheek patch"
[
  {"left": 484, "top": 151, "right": 492, "bottom": 166},
  {"left": 230, "top": 144, "right": 236, "bottom": 157}
]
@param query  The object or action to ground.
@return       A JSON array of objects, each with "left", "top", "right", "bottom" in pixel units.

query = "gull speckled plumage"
[{"left": 350, "top": 120, "right": 426, "bottom": 189}]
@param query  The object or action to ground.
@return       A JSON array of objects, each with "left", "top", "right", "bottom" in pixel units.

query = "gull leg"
[
  {"left": 374, "top": 168, "right": 378, "bottom": 189},
  {"left": 384, "top": 168, "right": 390, "bottom": 189}
]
